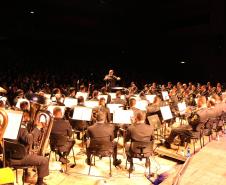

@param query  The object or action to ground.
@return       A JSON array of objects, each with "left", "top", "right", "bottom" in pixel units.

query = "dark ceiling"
[{"left": 0, "top": 0, "right": 225, "bottom": 81}]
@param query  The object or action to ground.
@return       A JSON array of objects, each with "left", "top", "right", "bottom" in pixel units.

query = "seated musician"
[
  {"left": 51, "top": 88, "right": 65, "bottom": 106},
  {"left": 99, "top": 86, "right": 111, "bottom": 104},
  {"left": 125, "top": 111, "right": 154, "bottom": 171},
  {"left": 5, "top": 110, "right": 49, "bottom": 185},
  {"left": 51, "top": 107, "right": 75, "bottom": 164},
  {"left": 86, "top": 111, "right": 121, "bottom": 166},
  {"left": 92, "top": 97, "right": 111, "bottom": 123},
  {"left": 163, "top": 96, "right": 209, "bottom": 149},
  {"left": 90, "top": 90, "right": 99, "bottom": 101},
  {"left": 110, "top": 91, "right": 126, "bottom": 106}
]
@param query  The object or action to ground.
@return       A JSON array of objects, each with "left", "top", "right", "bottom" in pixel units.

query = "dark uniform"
[
  {"left": 51, "top": 118, "right": 75, "bottom": 155},
  {"left": 9, "top": 123, "right": 49, "bottom": 180}
]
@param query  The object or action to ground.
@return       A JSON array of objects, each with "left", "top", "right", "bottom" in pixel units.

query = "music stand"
[
  {"left": 113, "top": 109, "right": 134, "bottom": 156},
  {"left": 146, "top": 95, "right": 156, "bottom": 104},
  {"left": 84, "top": 101, "right": 99, "bottom": 108},
  {"left": 47, "top": 106, "right": 66, "bottom": 117},
  {"left": 106, "top": 104, "right": 124, "bottom": 113},
  {"left": 75, "top": 92, "right": 88, "bottom": 101},
  {"left": 147, "top": 115, "right": 162, "bottom": 140},
  {"left": 63, "top": 97, "right": 78, "bottom": 108},
  {"left": 162, "top": 91, "right": 170, "bottom": 101},
  {"left": 2, "top": 110, "right": 23, "bottom": 167},
  {"left": 160, "top": 106, "right": 173, "bottom": 138},
  {"left": 72, "top": 106, "right": 92, "bottom": 153},
  {"left": 177, "top": 102, "right": 187, "bottom": 125}
]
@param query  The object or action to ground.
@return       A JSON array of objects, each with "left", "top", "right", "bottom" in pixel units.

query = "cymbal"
[{"left": 0, "top": 87, "right": 7, "bottom": 93}]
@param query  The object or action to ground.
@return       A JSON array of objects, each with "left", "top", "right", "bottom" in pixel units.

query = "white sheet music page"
[
  {"left": 162, "top": 91, "right": 169, "bottom": 101},
  {"left": 178, "top": 102, "right": 186, "bottom": 115},
  {"left": 75, "top": 92, "right": 88, "bottom": 100},
  {"left": 72, "top": 106, "right": 92, "bottom": 121},
  {"left": 106, "top": 104, "right": 123, "bottom": 113},
  {"left": 146, "top": 95, "right": 156, "bottom": 103},
  {"left": 47, "top": 106, "right": 66, "bottom": 117},
  {"left": 97, "top": 94, "right": 108, "bottom": 101},
  {"left": 113, "top": 110, "right": 133, "bottom": 124},
  {"left": 64, "top": 97, "right": 78, "bottom": 108},
  {"left": 160, "top": 105, "right": 173, "bottom": 121},
  {"left": 84, "top": 101, "right": 99, "bottom": 108},
  {"left": 3, "top": 110, "right": 23, "bottom": 140}
]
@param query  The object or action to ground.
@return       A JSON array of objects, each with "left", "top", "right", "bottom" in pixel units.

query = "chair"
[
  {"left": 87, "top": 136, "right": 113, "bottom": 176},
  {"left": 49, "top": 133, "right": 76, "bottom": 171},
  {"left": 4, "top": 139, "right": 33, "bottom": 185},
  {"left": 125, "top": 141, "right": 153, "bottom": 178},
  {"left": 184, "top": 130, "right": 203, "bottom": 154}
]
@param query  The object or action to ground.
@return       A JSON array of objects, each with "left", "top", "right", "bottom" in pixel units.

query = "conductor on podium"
[{"left": 104, "top": 69, "right": 121, "bottom": 92}]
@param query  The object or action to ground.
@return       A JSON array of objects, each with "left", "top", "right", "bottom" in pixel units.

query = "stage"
[{"left": 7, "top": 132, "right": 226, "bottom": 185}]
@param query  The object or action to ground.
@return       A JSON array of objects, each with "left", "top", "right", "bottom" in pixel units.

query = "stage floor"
[
  {"left": 12, "top": 132, "right": 226, "bottom": 185},
  {"left": 14, "top": 138, "right": 180, "bottom": 185},
  {"left": 178, "top": 133, "right": 226, "bottom": 185}
]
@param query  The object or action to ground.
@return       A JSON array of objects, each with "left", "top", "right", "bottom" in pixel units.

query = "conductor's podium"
[{"left": 0, "top": 167, "right": 14, "bottom": 184}]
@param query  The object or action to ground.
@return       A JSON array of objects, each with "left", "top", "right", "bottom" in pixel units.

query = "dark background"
[{"left": 0, "top": 0, "right": 225, "bottom": 85}]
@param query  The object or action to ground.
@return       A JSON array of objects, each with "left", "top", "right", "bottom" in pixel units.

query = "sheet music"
[
  {"left": 146, "top": 95, "right": 156, "bottom": 103},
  {"left": 135, "top": 100, "right": 148, "bottom": 111},
  {"left": 3, "top": 110, "right": 23, "bottom": 140},
  {"left": 113, "top": 110, "right": 134, "bottom": 124},
  {"left": 72, "top": 106, "right": 92, "bottom": 121},
  {"left": 44, "top": 94, "right": 51, "bottom": 99},
  {"left": 160, "top": 105, "right": 173, "bottom": 121},
  {"left": 64, "top": 97, "right": 78, "bottom": 108},
  {"left": 84, "top": 101, "right": 99, "bottom": 108},
  {"left": 107, "top": 104, "right": 124, "bottom": 113},
  {"left": 97, "top": 94, "right": 108, "bottom": 101},
  {"left": 109, "top": 93, "right": 126, "bottom": 100},
  {"left": 15, "top": 98, "right": 30, "bottom": 110},
  {"left": 162, "top": 91, "right": 169, "bottom": 101},
  {"left": 47, "top": 106, "right": 66, "bottom": 117},
  {"left": 75, "top": 92, "right": 88, "bottom": 100},
  {"left": 178, "top": 102, "right": 186, "bottom": 115}
]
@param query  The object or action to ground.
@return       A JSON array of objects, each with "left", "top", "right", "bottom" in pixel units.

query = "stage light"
[
  {"left": 180, "top": 61, "right": 186, "bottom": 64},
  {"left": 30, "top": 11, "right": 34, "bottom": 14}
]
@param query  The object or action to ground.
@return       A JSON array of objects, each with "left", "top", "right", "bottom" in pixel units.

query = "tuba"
[
  {"left": 26, "top": 93, "right": 53, "bottom": 156},
  {"left": 0, "top": 108, "right": 8, "bottom": 143}
]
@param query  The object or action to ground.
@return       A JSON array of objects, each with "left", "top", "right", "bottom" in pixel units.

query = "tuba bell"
[{"left": 25, "top": 93, "right": 53, "bottom": 156}]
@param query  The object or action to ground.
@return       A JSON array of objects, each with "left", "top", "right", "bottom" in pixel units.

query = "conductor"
[{"left": 104, "top": 69, "right": 121, "bottom": 91}]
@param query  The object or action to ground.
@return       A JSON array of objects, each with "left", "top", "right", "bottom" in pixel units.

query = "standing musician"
[
  {"left": 51, "top": 107, "right": 75, "bottom": 164},
  {"left": 104, "top": 69, "right": 121, "bottom": 92},
  {"left": 5, "top": 110, "right": 49, "bottom": 185}
]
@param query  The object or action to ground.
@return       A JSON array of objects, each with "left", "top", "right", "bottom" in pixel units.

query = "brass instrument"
[
  {"left": 0, "top": 108, "right": 8, "bottom": 143},
  {"left": 26, "top": 93, "right": 53, "bottom": 156}
]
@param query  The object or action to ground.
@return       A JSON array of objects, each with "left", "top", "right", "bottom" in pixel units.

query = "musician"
[
  {"left": 104, "top": 69, "right": 121, "bottom": 91},
  {"left": 163, "top": 96, "right": 209, "bottom": 149},
  {"left": 128, "top": 81, "right": 138, "bottom": 95},
  {"left": 99, "top": 86, "right": 111, "bottom": 104},
  {"left": 86, "top": 111, "right": 122, "bottom": 166},
  {"left": 68, "top": 87, "right": 76, "bottom": 98},
  {"left": 125, "top": 111, "right": 154, "bottom": 171},
  {"left": 51, "top": 88, "right": 65, "bottom": 106},
  {"left": 110, "top": 91, "right": 126, "bottom": 106},
  {"left": 6, "top": 111, "right": 49, "bottom": 185},
  {"left": 51, "top": 107, "right": 75, "bottom": 164},
  {"left": 92, "top": 97, "right": 111, "bottom": 123}
]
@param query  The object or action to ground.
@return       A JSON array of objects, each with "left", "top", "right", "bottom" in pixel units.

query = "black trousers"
[
  {"left": 13, "top": 154, "right": 49, "bottom": 178},
  {"left": 166, "top": 126, "right": 192, "bottom": 144}
]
